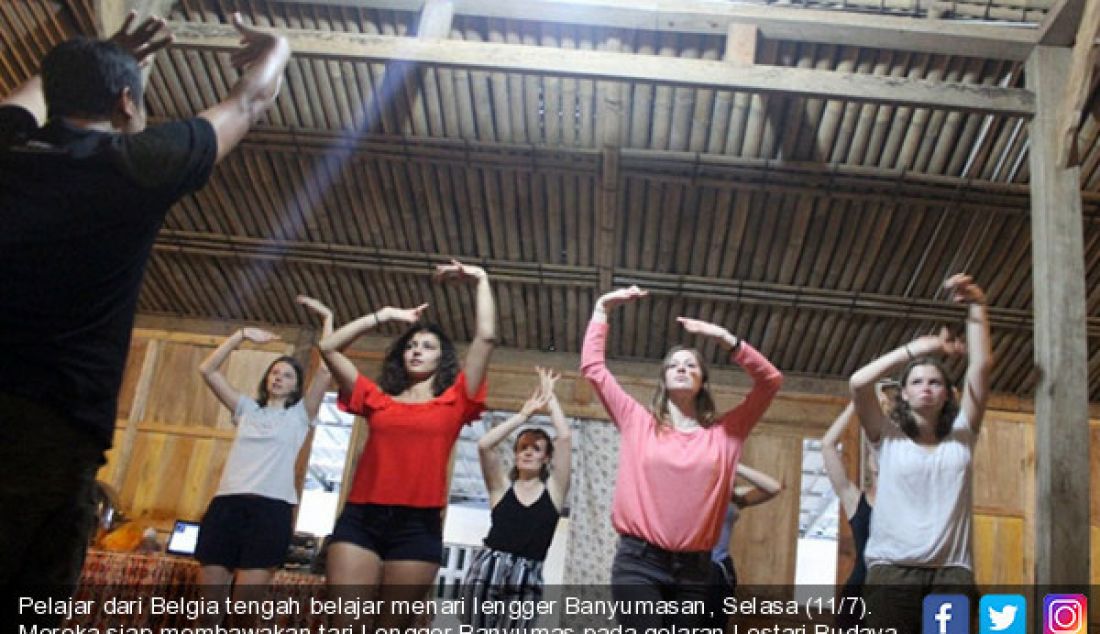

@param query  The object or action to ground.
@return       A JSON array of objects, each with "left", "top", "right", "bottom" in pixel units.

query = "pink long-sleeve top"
[{"left": 581, "top": 320, "right": 783, "bottom": 552}]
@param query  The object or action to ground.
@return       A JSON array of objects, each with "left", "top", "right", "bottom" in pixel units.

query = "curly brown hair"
[{"left": 378, "top": 323, "right": 459, "bottom": 397}]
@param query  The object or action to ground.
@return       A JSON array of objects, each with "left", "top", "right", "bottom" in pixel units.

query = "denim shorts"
[{"left": 330, "top": 503, "right": 443, "bottom": 562}]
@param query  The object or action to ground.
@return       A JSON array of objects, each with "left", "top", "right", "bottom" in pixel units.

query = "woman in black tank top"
[{"left": 460, "top": 367, "right": 572, "bottom": 630}]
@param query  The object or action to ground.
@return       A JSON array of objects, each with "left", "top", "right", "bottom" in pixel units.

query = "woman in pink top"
[{"left": 581, "top": 286, "right": 783, "bottom": 630}]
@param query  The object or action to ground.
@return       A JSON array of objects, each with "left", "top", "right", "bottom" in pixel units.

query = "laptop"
[{"left": 165, "top": 520, "right": 201, "bottom": 556}]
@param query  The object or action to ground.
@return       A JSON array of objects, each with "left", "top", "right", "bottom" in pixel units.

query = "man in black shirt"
[{"left": 0, "top": 11, "right": 290, "bottom": 606}]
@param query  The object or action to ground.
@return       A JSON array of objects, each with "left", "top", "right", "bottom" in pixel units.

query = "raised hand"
[
  {"left": 596, "top": 285, "right": 648, "bottom": 311},
  {"left": 228, "top": 12, "right": 284, "bottom": 70},
  {"left": 676, "top": 317, "right": 730, "bottom": 339},
  {"left": 519, "top": 385, "right": 553, "bottom": 417},
  {"left": 536, "top": 366, "right": 561, "bottom": 399},
  {"left": 242, "top": 327, "right": 279, "bottom": 343},
  {"left": 912, "top": 326, "right": 966, "bottom": 359},
  {"left": 434, "top": 259, "right": 487, "bottom": 284},
  {"left": 296, "top": 295, "right": 332, "bottom": 320},
  {"left": 108, "top": 11, "right": 173, "bottom": 67},
  {"left": 944, "top": 273, "right": 986, "bottom": 305},
  {"left": 384, "top": 303, "right": 429, "bottom": 324}
]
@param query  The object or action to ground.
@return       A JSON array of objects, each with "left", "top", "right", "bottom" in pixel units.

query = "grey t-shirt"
[
  {"left": 215, "top": 396, "right": 314, "bottom": 504},
  {"left": 865, "top": 411, "right": 974, "bottom": 569}
]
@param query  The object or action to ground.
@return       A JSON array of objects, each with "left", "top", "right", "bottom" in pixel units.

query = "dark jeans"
[
  {"left": 704, "top": 557, "right": 736, "bottom": 630},
  {"left": 610, "top": 535, "right": 711, "bottom": 631},
  {"left": 0, "top": 393, "right": 103, "bottom": 627}
]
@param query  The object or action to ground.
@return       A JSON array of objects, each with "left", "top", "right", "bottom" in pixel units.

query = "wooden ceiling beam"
[
  {"left": 152, "top": 229, "right": 1100, "bottom": 338},
  {"left": 167, "top": 20, "right": 1035, "bottom": 116},
  {"left": 268, "top": 0, "right": 1037, "bottom": 61},
  {"left": 1056, "top": 0, "right": 1100, "bottom": 166},
  {"left": 218, "top": 128, "right": 1100, "bottom": 218},
  {"left": 1037, "top": 0, "right": 1089, "bottom": 46}
]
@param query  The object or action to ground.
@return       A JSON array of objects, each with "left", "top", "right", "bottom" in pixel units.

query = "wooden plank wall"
[
  {"left": 99, "top": 327, "right": 298, "bottom": 525},
  {"left": 99, "top": 314, "right": 1094, "bottom": 586}
]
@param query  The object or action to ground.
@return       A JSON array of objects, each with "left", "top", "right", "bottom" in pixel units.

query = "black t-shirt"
[{"left": 0, "top": 105, "right": 217, "bottom": 450}]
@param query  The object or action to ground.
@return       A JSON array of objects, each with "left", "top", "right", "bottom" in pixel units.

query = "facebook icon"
[{"left": 923, "top": 594, "right": 970, "bottom": 634}]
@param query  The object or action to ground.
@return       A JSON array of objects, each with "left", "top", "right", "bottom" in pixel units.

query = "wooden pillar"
[
  {"left": 595, "top": 31, "right": 624, "bottom": 296},
  {"left": 596, "top": 147, "right": 619, "bottom": 295},
  {"left": 1025, "top": 45, "right": 1090, "bottom": 586}
]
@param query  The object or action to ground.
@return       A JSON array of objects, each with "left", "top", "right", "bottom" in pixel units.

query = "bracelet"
[{"left": 904, "top": 343, "right": 914, "bottom": 361}]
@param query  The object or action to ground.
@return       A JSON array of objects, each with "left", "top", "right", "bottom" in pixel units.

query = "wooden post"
[
  {"left": 596, "top": 146, "right": 619, "bottom": 295},
  {"left": 110, "top": 339, "right": 160, "bottom": 492},
  {"left": 1025, "top": 45, "right": 1090, "bottom": 587},
  {"left": 595, "top": 30, "right": 624, "bottom": 296}
]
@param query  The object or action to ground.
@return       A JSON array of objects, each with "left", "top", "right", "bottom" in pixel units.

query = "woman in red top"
[{"left": 318, "top": 260, "right": 496, "bottom": 630}]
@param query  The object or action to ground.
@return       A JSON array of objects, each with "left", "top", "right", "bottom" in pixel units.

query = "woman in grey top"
[
  {"left": 849, "top": 274, "right": 992, "bottom": 634},
  {"left": 193, "top": 296, "right": 333, "bottom": 621}
]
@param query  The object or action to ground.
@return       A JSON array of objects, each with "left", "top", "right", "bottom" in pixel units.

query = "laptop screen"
[{"left": 165, "top": 520, "right": 201, "bottom": 556}]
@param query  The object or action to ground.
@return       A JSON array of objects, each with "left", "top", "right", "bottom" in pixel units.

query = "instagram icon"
[{"left": 1044, "top": 595, "right": 1087, "bottom": 634}]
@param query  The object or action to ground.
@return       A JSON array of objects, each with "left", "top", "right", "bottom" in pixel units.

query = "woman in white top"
[
  {"left": 193, "top": 296, "right": 333, "bottom": 617},
  {"left": 849, "top": 274, "right": 992, "bottom": 633}
]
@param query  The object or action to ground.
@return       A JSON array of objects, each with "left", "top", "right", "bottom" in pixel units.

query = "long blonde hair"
[{"left": 649, "top": 346, "right": 717, "bottom": 429}]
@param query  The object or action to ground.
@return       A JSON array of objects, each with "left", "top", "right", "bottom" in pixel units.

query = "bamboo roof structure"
[{"left": 3, "top": 0, "right": 1099, "bottom": 402}]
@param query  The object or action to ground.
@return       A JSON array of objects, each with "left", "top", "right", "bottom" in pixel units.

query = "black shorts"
[
  {"left": 194, "top": 494, "right": 293, "bottom": 570},
  {"left": 330, "top": 503, "right": 443, "bottom": 563}
]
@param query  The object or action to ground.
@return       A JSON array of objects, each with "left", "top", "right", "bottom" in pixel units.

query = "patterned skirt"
[{"left": 460, "top": 547, "right": 545, "bottom": 630}]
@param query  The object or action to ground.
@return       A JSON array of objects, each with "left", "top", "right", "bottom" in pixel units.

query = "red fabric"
[{"left": 339, "top": 371, "right": 486, "bottom": 507}]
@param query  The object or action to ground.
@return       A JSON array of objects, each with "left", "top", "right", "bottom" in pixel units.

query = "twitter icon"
[{"left": 980, "top": 595, "right": 1026, "bottom": 634}]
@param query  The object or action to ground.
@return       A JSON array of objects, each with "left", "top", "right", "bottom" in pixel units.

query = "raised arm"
[
  {"left": 580, "top": 287, "right": 650, "bottom": 427},
  {"left": 541, "top": 369, "right": 572, "bottom": 508},
  {"left": 297, "top": 295, "right": 334, "bottom": 421},
  {"left": 199, "top": 327, "right": 280, "bottom": 413},
  {"left": 947, "top": 274, "right": 993, "bottom": 432},
  {"left": 850, "top": 322, "right": 967, "bottom": 443},
  {"left": 317, "top": 304, "right": 428, "bottom": 392},
  {"left": 821, "top": 403, "right": 861, "bottom": 518},
  {"left": 731, "top": 462, "right": 784, "bottom": 508},
  {"left": 478, "top": 385, "right": 551, "bottom": 507},
  {"left": 1, "top": 12, "right": 172, "bottom": 125},
  {"left": 197, "top": 13, "right": 290, "bottom": 164},
  {"left": 435, "top": 260, "right": 496, "bottom": 398},
  {"left": 679, "top": 317, "right": 783, "bottom": 436}
]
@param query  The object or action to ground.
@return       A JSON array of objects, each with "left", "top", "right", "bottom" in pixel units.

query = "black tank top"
[
  {"left": 483, "top": 485, "right": 561, "bottom": 561},
  {"left": 843, "top": 494, "right": 873, "bottom": 590}
]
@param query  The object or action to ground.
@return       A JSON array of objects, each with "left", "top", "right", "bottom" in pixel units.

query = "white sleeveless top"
[{"left": 865, "top": 411, "right": 974, "bottom": 570}]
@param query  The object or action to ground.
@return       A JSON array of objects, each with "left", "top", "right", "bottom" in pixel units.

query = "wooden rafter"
[
  {"left": 1056, "top": 0, "right": 1100, "bottom": 167},
  {"left": 1038, "top": 0, "right": 1089, "bottom": 46},
  {"left": 166, "top": 21, "right": 1036, "bottom": 116},
  {"left": 152, "top": 229, "right": 1100, "bottom": 338},
  {"left": 270, "top": 0, "right": 1038, "bottom": 61}
]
